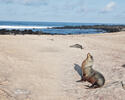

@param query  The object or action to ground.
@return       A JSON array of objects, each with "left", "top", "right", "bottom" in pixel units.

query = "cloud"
[
  {"left": 0, "top": 0, "right": 48, "bottom": 6},
  {"left": 101, "top": 1, "right": 116, "bottom": 13}
]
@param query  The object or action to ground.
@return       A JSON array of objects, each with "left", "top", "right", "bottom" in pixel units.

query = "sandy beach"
[{"left": 0, "top": 32, "right": 125, "bottom": 100}]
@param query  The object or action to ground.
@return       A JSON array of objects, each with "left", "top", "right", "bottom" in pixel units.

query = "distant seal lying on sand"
[
  {"left": 81, "top": 53, "right": 105, "bottom": 88},
  {"left": 69, "top": 44, "right": 83, "bottom": 49}
]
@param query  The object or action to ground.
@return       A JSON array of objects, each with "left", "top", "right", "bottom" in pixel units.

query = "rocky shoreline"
[
  {"left": 0, "top": 25, "right": 125, "bottom": 35},
  {"left": 52, "top": 25, "right": 125, "bottom": 32},
  {"left": 0, "top": 29, "right": 50, "bottom": 35}
]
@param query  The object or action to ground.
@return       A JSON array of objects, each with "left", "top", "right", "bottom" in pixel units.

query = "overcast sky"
[{"left": 0, "top": 0, "right": 125, "bottom": 23}]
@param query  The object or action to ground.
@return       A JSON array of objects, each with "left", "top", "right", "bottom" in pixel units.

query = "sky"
[{"left": 0, "top": 0, "right": 125, "bottom": 23}]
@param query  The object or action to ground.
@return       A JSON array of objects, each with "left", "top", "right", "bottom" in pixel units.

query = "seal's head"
[{"left": 87, "top": 53, "right": 93, "bottom": 61}]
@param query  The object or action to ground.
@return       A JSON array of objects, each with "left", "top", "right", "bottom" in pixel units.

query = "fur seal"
[{"left": 81, "top": 53, "right": 105, "bottom": 88}]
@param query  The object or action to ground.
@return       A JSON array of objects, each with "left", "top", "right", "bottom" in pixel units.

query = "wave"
[{"left": 0, "top": 25, "right": 52, "bottom": 29}]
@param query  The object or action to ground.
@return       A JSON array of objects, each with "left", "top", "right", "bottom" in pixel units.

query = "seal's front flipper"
[
  {"left": 76, "top": 77, "right": 86, "bottom": 82},
  {"left": 76, "top": 79, "right": 84, "bottom": 82}
]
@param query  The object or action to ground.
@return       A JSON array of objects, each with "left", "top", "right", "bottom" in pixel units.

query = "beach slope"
[{"left": 0, "top": 32, "right": 125, "bottom": 100}]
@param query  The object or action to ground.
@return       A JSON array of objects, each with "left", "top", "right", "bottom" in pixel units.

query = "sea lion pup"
[{"left": 81, "top": 53, "right": 105, "bottom": 88}]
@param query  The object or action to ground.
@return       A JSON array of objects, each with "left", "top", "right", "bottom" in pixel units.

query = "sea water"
[{"left": 0, "top": 21, "right": 116, "bottom": 34}]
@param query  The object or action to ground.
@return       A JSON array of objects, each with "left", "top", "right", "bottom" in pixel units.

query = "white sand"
[{"left": 0, "top": 32, "right": 125, "bottom": 100}]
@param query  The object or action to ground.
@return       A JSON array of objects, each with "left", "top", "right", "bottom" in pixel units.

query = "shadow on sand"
[{"left": 74, "top": 64, "right": 83, "bottom": 82}]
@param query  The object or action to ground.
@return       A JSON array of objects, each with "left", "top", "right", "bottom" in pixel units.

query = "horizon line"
[{"left": 0, "top": 20, "right": 124, "bottom": 25}]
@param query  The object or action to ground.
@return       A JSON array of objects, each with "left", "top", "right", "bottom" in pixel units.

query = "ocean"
[{"left": 0, "top": 21, "right": 119, "bottom": 34}]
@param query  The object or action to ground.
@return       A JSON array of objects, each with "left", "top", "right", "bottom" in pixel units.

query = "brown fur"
[{"left": 81, "top": 53, "right": 105, "bottom": 88}]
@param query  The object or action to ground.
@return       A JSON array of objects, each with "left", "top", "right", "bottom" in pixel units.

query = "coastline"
[
  {"left": 0, "top": 32, "right": 125, "bottom": 100},
  {"left": 0, "top": 24, "right": 125, "bottom": 35}
]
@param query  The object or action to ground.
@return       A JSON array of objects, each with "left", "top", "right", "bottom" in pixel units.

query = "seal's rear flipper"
[
  {"left": 84, "top": 85, "right": 95, "bottom": 89},
  {"left": 84, "top": 83, "right": 99, "bottom": 89}
]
